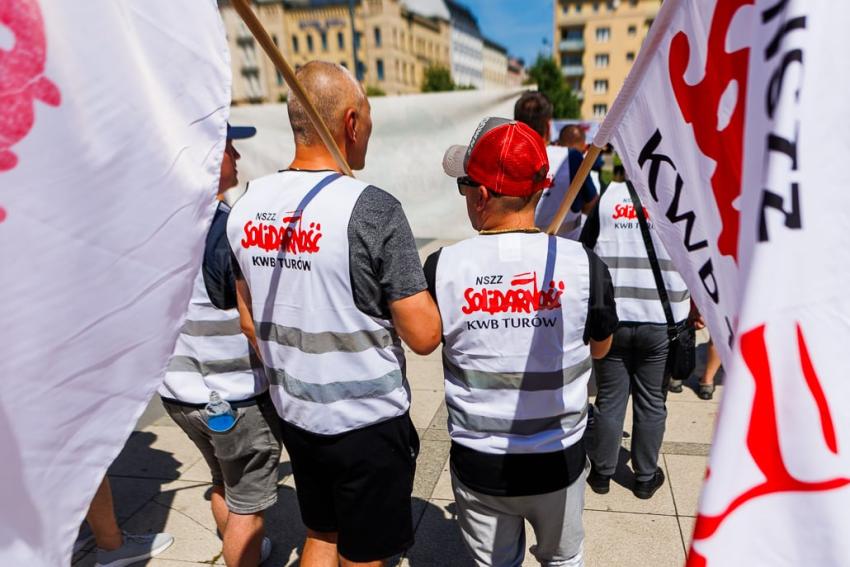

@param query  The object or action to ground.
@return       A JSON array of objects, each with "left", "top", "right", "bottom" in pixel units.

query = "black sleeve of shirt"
[
  {"left": 349, "top": 185, "right": 428, "bottom": 320},
  {"left": 579, "top": 197, "right": 602, "bottom": 249},
  {"left": 203, "top": 205, "right": 238, "bottom": 310},
  {"left": 584, "top": 247, "right": 619, "bottom": 344},
  {"left": 423, "top": 248, "right": 442, "bottom": 304}
]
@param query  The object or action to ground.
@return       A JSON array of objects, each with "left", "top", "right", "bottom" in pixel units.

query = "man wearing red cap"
[{"left": 425, "top": 117, "right": 619, "bottom": 566}]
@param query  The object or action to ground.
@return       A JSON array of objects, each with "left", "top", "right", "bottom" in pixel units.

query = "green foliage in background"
[
  {"left": 422, "top": 66, "right": 455, "bottom": 93},
  {"left": 366, "top": 85, "right": 386, "bottom": 97},
  {"left": 527, "top": 55, "right": 581, "bottom": 119}
]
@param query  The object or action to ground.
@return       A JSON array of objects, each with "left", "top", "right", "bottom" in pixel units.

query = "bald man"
[{"left": 227, "top": 62, "right": 441, "bottom": 567}]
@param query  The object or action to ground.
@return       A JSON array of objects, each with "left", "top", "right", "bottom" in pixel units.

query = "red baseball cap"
[{"left": 442, "top": 117, "right": 550, "bottom": 197}]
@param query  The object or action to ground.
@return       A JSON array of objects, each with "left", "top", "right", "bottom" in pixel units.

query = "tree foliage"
[
  {"left": 422, "top": 65, "right": 455, "bottom": 93},
  {"left": 527, "top": 55, "right": 581, "bottom": 119}
]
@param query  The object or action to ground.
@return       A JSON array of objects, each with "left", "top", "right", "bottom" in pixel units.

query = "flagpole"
[
  {"left": 545, "top": 144, "right": 603, "bottom": 235},
  {"left": 230, "top": 0, "right": 354, "bottom": 177}
]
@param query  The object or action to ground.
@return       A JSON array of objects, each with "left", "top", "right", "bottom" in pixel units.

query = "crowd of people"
[{"left": 78, "top": 61, "right": 718, "bottom": 567}]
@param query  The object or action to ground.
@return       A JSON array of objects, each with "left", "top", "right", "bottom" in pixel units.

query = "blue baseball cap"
[{"left": 227, "top": 123, "right": 256, "bottom": 140}]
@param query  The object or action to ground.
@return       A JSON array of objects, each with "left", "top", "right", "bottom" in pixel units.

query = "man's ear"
[
  {"left": 475, "top": 185, "right": 489, "bottom": 212},
  {"left": 344, "top": 108, "right": 358, "bottom": 144}
]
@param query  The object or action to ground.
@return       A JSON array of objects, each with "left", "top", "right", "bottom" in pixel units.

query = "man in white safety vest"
[
  {"left": 425, "top": 117, "right": 619, "bottom": 566},
  {"left": 513, "top": 92, "right": 598, "bottom": 240},
  {"left": 580, "top": 166, "right": 691, "bottom": 499},
  {"left": 227, "top": 62, "right": 441, "bottom": 567},
  {"left": 159, "top": 124, "right": 281, "bottom": 566}
]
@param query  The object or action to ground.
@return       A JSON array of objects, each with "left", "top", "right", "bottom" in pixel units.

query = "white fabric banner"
[
  {"left": 230, "top": 88, "right": 525, "bottom": 240},
  {"left": 0, "top": 1, "right": 230, "bottom": 565},
  {"left": 595, "top": 1, "right": 850, "bottom": 564}
]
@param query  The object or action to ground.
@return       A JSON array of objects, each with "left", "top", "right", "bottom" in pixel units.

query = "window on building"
[
  {"left": 276, "top": 69, "right": 284, "bottom": 86},
  {"left": 595, "top": 53, "right": 609, "bottom": 68},
  {"left": 356, "top": 60, "right": 366, "bottom": 80},
  {"left": 607, "top": 0, "right": 616, "bottom": 9},
  {"left": 354, "top": 31, "right": 362, "bottom": 50},
  {"left": 272, "top": 34, "right": 278, "bottom": 46},
  {"left": 596, "top": 27, "right": 610, "bottom": 42},
  {"left": 593, "top": 2, "right": 599, "bottom": 11},
  {"left": 306, "top": 34, "right": 314, "bottom": 52},
  {"left": 292, "top": 35, "right": 299, "bottom": 53},
  {"left": 376, "top": 59, "right": 385, "bottom": 80},
  {"left": 630, "top": 0, "right": 638, "bottom": 5},
  {"left": 593, "top": 79, "right": 608, "bottom": 93},
  {"left": 626, "top": 51, "right": 635, "bottom": 62},
  {"left": 575, "top": 2, "right": 582, "bottom": 13},
  {"left": 593, "top": 104, "right": 608, "bottom": 118},
  {"left": 321, "top": 32, "right": 328, "bottom": 51},
  {"left": 628, "top": 25, "right": 637, "bottom": 36},
  {"left": 374, "top": 27, "right": 382, "bottom": 47},
  {"left": 338, "top": 31, "right": 345, "bottom": 49}
]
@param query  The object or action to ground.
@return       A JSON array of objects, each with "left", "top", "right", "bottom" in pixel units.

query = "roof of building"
[
  {"left": 482, "top": 36, "right": 507, "bottom": 54},
  {"left": 444, "top": 0, "right": 480, "bottom": 34},
  {"left": 401, "top": 0, "right": 450, "bottom": 20}
]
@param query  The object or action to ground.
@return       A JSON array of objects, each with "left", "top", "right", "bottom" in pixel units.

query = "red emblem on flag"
[
  {"left": 0, "top": 0, "right": 60, "bottom": 222},
  {"left": 688, "top": 324, "right": 850, "bottom": 566},
  {"left": 669, "top": 0, "right": 752, "bottom": 263}
]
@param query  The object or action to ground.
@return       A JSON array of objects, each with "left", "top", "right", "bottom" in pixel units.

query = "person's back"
[
  {"left": 227, "top": 61, "right": 441, "bottom": 567},
  {"left": 580, "top": 177, "right": 690, "bottom": 500},
  {"left": 429, "top": 117, "right": 617, "bottom": 567}
]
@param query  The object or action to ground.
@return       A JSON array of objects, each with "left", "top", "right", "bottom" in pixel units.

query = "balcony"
[
  {"left": 561, "top": 64, "right": 584, "bottom": 77},
  {"left": 559, "top": 38, "right": 585, "bottom": 51}
]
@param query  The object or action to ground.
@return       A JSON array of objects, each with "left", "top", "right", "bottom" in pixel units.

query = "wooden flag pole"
[
  {"left": 545, "top": 144, "right": 603, "bottom": 235},
  {"left": 230, "top": 0, "right": 354, "bottom": 177}
]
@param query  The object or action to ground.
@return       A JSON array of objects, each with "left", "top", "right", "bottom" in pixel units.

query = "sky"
[{"left": 460, "top": 0, "right": 554, "bottom": 65}]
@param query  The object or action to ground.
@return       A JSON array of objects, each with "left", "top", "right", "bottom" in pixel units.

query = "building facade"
[
  {"left": 445, "top": 0, "right": 483, "bottom": 89},
  {"left": 219, "top": 0, "right": 513, "bottom": 103},
  {"left": 482, "top": 38, "right": 508, "bottom": 90},
  {"left": 553, "top": 0, "right": 661, "bottom": 119}
]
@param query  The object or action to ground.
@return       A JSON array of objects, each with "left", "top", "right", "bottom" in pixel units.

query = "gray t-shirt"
[
  {"left": 225, "top": 179, "right": 426, "bottom": 319},
  {"left": 348, "top": 185, "right": 427, "bottom": 319}
]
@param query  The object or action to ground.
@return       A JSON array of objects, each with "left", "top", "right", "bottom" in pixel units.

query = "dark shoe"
[
  {"left": 587, "top": 467, "right": 611, "bottom": 494},
  {"left": 698, "top": 383, "right": 715, "bottom": 400},
  {"left": 633, "top": 468, "right": 666, "bottom": 499},
  {"left": 667, "top": 378, "right": 683, "bottom": 393}
]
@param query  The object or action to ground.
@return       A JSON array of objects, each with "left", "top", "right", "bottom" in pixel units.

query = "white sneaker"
[
  {"left": 93, "top": 531, "right": 174, "bottom": 567},
  {"left": 260, "top": 536, "right": 272, "bottom": 564}
]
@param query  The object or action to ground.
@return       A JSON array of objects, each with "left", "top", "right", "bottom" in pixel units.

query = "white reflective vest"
[
  {"left": 593, "top": 181, "right": 690, "bottom": 324},
  {"left": 159, "top": 262, "right": 266, "bottom": 404},
  {"left": 434, "top": 233, "right": 592, "bottom": 455},
  {"left": 227, "top": 170, "right": 408, "bottom": 435},
  {"left": 535, "top": 146, "right": 583, "bottom": 240}
]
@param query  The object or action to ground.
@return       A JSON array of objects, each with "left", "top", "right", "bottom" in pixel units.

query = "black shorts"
[{"left": 280, "top": 413, "right": 420, "bottom": 562}]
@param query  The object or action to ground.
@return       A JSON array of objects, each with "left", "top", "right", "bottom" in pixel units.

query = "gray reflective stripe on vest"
[
  {"left": 167, "top": 355, "right": 253, "bottom": 376},
  {"left": 447, "top": 402, "right": 588, "bottom": 435},
  {"left": 258, "top": 321, "right": 396, "bottom": 354},
  {"left": 267, "top": 366, "right": 403, "bottom": 404},
  {"left": 443, "top": 354, "right": 591, "bottom": 392},
  {"left": 601, "top": 256, "right": 676, "bottom": 271},
  {"left": 181, "top": 318, "right": 243, "bottom": 337},
  {"left": 615, "top": 286, "right": 690, "bottom": 303}
]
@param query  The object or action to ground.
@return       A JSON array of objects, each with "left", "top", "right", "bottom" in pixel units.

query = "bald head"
[
  {"left": 287, "top": 61, "right": 367, "bottom": 146},
  {"left": 558, "top": 124, "right": 585, "bottom": 149}
]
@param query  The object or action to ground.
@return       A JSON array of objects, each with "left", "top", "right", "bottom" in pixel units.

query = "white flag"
[
  {"left": 594, "top": 0, "right": 850, "bottom": 564},
  {"left": 0, "top": 1, "right": 230, "bottom": 565}
]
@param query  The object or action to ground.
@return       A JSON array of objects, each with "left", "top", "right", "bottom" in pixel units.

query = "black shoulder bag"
[{"left": 626, "top": 181, "right": 696, "bottom": 382}]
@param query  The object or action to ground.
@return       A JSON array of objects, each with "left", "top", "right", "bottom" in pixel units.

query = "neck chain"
[{"left": 477, "top": 227, "right": 541, "bottom": 235}]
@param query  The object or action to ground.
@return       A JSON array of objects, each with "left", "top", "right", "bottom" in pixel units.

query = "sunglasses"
[{"left": 457, "top": 177, "right": 504, "bottom": 197}]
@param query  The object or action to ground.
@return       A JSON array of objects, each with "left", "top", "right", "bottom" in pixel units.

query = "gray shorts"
[
  {"left": 163, "top": 393, "right": 282, "bottom": 514},
  {"left": 451, "top": 461, "right": 589, "bottom": 567}
]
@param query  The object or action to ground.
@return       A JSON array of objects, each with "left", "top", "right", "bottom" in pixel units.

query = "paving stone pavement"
[{"left": 72, "top": 239, "right": 722, "bottom": 567}]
